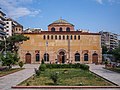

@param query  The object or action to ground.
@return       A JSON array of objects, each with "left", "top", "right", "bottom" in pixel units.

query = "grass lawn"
[
  {"left": 19, "top": 68, "right": 113, "bottom": 86},
  {"left": 0, "top": 68, "right": 24, "bottom": 77}
]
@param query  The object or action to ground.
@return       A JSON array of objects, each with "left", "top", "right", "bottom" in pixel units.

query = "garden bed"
[{"left": 19, "top": 68, "right": 113, "bottom": 86}]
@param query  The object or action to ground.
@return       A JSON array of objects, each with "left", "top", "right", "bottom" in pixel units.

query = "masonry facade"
[{"left": 19, "top": 19, "right": 102, "bottom": 64}]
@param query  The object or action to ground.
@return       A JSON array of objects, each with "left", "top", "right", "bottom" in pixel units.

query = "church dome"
[{"left": 49, "top": 18, "right": 74, "bottom": 26}]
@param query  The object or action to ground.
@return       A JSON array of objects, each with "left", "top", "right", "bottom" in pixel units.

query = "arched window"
[
  {"left": 71, "top": 35, "right": 72, "bottom": 40},
  {"left": 59, "top": 27, "right": 62, "bottom": 31},
  {"left": 43, "top": 35, "right": 46, "bottom": 40},
  {"left": 36, "top": 54, "right": 40, "bottom": 61},
  {"left": 55, "top": 35, "right": 57, "bottom": 40},
  {"left": 63, "top": 35, "right": 65, "bottom": 40},
  {"left": 74, "top": 35, "right": 76, "bottom": 40},
  {"left": 51, "top": 35, "right": 53, "bottom": 39},
  {"left": 51, "top": 27, "right": 55, "bottom": 31},
  {"left": 59, "top": 35, "right": 61, "bottom": 40},
  {"left": 84, "top": 53, "right": 88, "bottom": 61},
  {"left": 44, "top": 53, "right": 49, "bottom": 61},
  {"left": 75, "top": 53, "right": 80, "bottom": 61},
  {"left": 47, "top": 35, "right": 49, "bottom": 40},
  {"left": 78, "top": 35, "right": 80, "bottom": 40},
  {"left": 67, "top": 35, "right": 69, "bottom": 40},
  {"left": 66, "top": 27, "right": 70, "bottom": 31}
]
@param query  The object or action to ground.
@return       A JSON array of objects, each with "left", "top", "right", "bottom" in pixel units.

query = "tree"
[
  {"left": 112, "top": 47, "right": 120, "bottom": 62},
  {"left": 0, "top": 34, "right": 29, "bottom": 53},
  {"left": 0, "top": 52, "right": 20, "bottom": 69},
  {"left": 102, "top": 45, "right": 108, "bottom": 54}
]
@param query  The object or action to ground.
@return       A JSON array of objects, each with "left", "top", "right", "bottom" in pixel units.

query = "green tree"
[
  {"left": 0, "top": 34, "right": 29, "bottom": 53},
  {"left": 0, "top": 52, "right": 19, "bottom": 69},
  {"left": 112, "top": 47, "right": 120, "bottom": 62},
  {"left": 102, "top": 45, "right": 108, "bottom": 54}
]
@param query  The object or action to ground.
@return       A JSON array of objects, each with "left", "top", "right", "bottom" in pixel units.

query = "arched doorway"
[
  {"left": 25, "top": 53, "right": 31, "bottom": 63},
  {"left": 58, "top": 51, "right": 65, "bottom": 64},
  {"left": 92, "top": 53, "right": 98, "bottom": 63}
]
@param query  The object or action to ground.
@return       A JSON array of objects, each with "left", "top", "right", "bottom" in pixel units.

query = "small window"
[
  {"left": 74, "top": 35, "right": 76, "bottom": 40},
  {"left": 55, "top": 35, "right": 57, "bottom": 40},
  {"left": 59, "top": 35, "right": 61, "bottom": 40},
  {"left": 44, "top": 53, "right": 49, "bottom": 61},
  {"left": 19, "top": 29, "right": 21, "bottom": 31},
  {"left": 75, "top": 53, "right": 80, "bottom": 61},
  {"left": 66, "top": 27, "right": 70, "bottom": 31},
  {"left": 67, "top": 35, "right": 69, "bottom": 40},
  {"left": 6, "top": 22, "right": 9, "bottom": 24},
  {"left": 71, "top": 35, "right": 72, "bottom": 40},
  {"left": 51, "top": 35, "right": 53, "bottom": 39},
  {"left": 6, "top": 26, "right": 9, "bottom": 28},
  {"left": 43, "top": 35, "right": 46, "bottom": 40},
  {"left": 51, "top": 27, "right": 55, "bottom": 31},
  {"left": 36, "top": 54, "right": 40, "bottom": 61},
  {"left": 59, "top": 27, "right": 62, "bottom": 31},
  {"left": 84, "top": 53, "right": 88, "bottom": 61},
  {"left": 63, "top": 35, "right": 65, "bottom": 40},
  {"left": 47, "top": 35, "right": 49, "bottom": 40},
  {"left": 78, "top": 35, "right": 80, "bottom": 40}
]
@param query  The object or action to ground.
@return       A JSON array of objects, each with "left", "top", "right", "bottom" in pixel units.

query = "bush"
[
  {"left": 50, "top": 72, "right": 59, "bottom": 84},
  {"left": 45, "top": 63, "right": 89, "bottom": 70},
  {"left": 39, "top": 64, "right": 46, "bottom": 71},
  {"left": 18, "top": 61, "right": 24, "bottom": 68},
  {"left": 34, "top": 68, "right": 41, "bottom": 76}
]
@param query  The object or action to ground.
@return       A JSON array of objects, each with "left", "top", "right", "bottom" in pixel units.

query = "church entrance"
[
  {"left": 58, "top": 51, "right": 65, "bottom": 64},
  {"left": 25, "top": 53, "right": 31, "bottom": 63},
  {"left": 92, "top": 53, "right": 98, "bottom": 64}
]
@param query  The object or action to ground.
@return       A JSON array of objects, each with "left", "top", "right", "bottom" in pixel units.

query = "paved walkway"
[
  {"left": 0, "top": 64, "right": 39, "bottom": 90},
  {"left": 89, "top": 64, "right": 120, "bottom": 86}
]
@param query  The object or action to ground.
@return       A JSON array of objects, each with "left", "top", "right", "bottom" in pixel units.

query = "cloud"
[
  {"left": 95, "top": 0, "right": 120, "bottom": 4},
  {"left": 95, "top": 0, "right": 103, "bottom": 4},
  {"left": 0, "top": 0, "right": 41, "bottom": 19}
]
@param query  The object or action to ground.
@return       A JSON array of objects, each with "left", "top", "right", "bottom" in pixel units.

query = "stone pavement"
[
  {"left": 89, "top": 64, "right": 120, "bottom": 86},
  {"left": 0, "top": 64, "right": 39, "bottom": 90}
]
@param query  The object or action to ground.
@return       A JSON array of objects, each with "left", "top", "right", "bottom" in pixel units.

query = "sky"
[{"left": 0, "top": 0, "right": 120, "bottom": 34}]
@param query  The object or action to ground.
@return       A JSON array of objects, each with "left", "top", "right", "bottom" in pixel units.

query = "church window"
[
  {"left": 59, "top": 35, "right": 61, "bottom": 40},
  {"left": 47, "top": 35, "right": 49, "bottom": 40},
  {"left": 55, "top": 35, "right": 57, "bottom": 40},
  {"left": 84, "top": 53, "right": 88, "bottom": 61},
  {"left": 51, "top": 35, "right": 53, "bottom": 39},
  {"left": 43, "top": 35, "right": 46, "bottom": 40},
  {"left": 36, "top": 54, "right": 40, "bottom": 61},
  {"left": 75, "top": 53, "right": 80, "bottom": 61},
  {"left": 67, "top": 35, "right": 69, "bottom": 40},
  {"left": 66, "top": 27, "right": 70, "bottom": 31},
  {"left": 44, "top": 53, "right": 49, "bottom": 61},
  {"left": 59, "top": 27, "right": 62, "bottom": 31},
  {"left": 74, "top": 35, "right": 76, "bottom": 40},
  {"left": 71, "top": 35, "right": 72, "bottom": 40},
  {"left": 78, "top": 35, "right": 80, "bottom": 40},
  {"left": 51, "top": 27, "right": 55, "bottom": 31},
  {"left": 63, "top": 35, "right": 65, "bottom": 40}
]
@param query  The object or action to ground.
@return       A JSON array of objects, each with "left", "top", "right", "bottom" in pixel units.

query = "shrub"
[
  {"left": 50, "top": 72, "right": 59, "bottom": 84},
  {"left": 45, "top": 63, "right": 89, "bottom": 70},
  {"left": 39, "top": 64, "right": 46, "bottom": 71},
  {"left": 18, "top": 61, "right": 24, "bottom": 68},
  {"left": 41, "top": 58, "right": 44, "bottom": 64},
  {"left": 34, "top": 68, "right": 41, "bottom": 76}
]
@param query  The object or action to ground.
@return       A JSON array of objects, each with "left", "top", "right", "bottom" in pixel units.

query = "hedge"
[{"left": 45, "top": 63, "right": 89, "bottom": 70}]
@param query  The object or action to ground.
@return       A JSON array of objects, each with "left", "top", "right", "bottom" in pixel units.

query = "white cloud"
[
  {"left": 96, "top": 0, "right": 103, "bottom": 4},
  {"left": 95, "top": 0, "right": 120, "bottom": 4},
  {"left": 0, "top": 0, "right": 41, "bottom": 19}
]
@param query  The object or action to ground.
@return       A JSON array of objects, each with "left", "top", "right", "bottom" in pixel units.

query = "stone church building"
[{"left": 18, "top": 19, "right": 102, "bottom": 64}]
